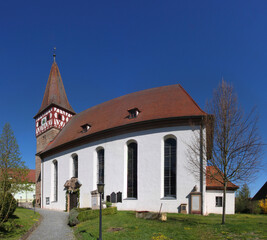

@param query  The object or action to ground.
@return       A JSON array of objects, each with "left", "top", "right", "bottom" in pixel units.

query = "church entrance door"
[{"left": 69, "top": 192, "right": 78, "bottom": 211}]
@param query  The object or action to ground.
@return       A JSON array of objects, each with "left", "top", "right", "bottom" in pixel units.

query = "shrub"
[
  {"left": 32, "top": 199, "right": 36, "bottom": 207},
  {"left": 77, "top": 207, "right": 92, "bottom": 212},
  {"left": 0, "top": 192, "right": 17, "bottom": 221},
  {"left": 78, "top": 207, "right": 117, "bottom": 222},
  {"left": 106, "top": 201, "right": 112, "bottom": 208},
  {"left": 249, "top": 201, "right": 261, "bottom": 214},
  {"left": 259, "top": 198, "right": 267, "bottom": 214},
  {"left": 68, "top": 208, "right": 79, "bottom": 226}
]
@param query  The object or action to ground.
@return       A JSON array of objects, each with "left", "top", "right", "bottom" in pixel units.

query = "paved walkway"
[{"left": 27, "top": 208, "right": 75, "bottom": 240}]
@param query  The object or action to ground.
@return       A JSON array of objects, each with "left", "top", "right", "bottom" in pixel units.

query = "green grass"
[
  {"left": 74, "top": 211, "right": 267, "bottom": 240},
  {"left": 0, "top": 207, "right": 40, "bottom": 240}
]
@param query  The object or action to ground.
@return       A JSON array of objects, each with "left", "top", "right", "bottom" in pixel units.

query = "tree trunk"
[{"left": 222, "top": 182, "right": 227, "bottom": 224}]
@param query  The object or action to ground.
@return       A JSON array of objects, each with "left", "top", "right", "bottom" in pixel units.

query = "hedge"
[{"left": 78, "top": 207, "right": 117, "bottom": 222}]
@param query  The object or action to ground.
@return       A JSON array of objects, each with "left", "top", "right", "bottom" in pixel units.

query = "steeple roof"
[{"left": 35, "top": 61, "right": 75, "bottom": 117}]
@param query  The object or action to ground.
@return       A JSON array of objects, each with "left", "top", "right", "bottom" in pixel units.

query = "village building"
[
  {"left": 34, "top": 57, "right": 238, "bottom": 214},
  {"left": 13, "top": 169, "right": 35, "bottom": 207}
]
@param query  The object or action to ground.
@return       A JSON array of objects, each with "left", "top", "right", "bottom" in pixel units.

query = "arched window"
[
  {"left": 72, "top": 154, "right": 78, "bottom": 178},
  {"left": 97, "top": 149, "right": 104, "bottom": 184},
  {"left": 127, "top": 142, "right": 137, "bottom": 198},
  {"left": 53, "top": 160, "right": 58, "bottom": 201},
  {"left": 164, "top": 138, "right": 176, "bottom": 198}
]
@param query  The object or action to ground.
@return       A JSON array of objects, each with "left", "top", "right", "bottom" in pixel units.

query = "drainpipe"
[
  {"left": 200, "top": 117, "right": 204, "bottom": 215},
  {"left": 41, "top": 158, "right": 43, "bottom": 208}
]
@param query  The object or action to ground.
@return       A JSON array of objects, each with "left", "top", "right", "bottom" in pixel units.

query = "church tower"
[{"left": 34, "top": 55, "right": 75, "bottom": 207}]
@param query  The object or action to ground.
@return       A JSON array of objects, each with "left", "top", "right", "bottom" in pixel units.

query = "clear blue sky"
[{"left": 0, "top": 0, "right": 266, "bottom": 196}]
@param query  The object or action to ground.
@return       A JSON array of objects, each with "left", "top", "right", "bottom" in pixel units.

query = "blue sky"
[{"left": 0, "top": 0, "right": 266, "bottom": 196}]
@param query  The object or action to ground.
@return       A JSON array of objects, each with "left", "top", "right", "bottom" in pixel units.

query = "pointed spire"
[
  {"left": 53, "top": 47, "right": 56, "bottom": 63},
  {"left": 35, "top": 59, "right": 75, "bottom": 117}
]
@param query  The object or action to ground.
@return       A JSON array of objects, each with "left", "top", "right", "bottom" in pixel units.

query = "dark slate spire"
[{"left": 35, "top": 61, "right": 75, "bottom": 117}]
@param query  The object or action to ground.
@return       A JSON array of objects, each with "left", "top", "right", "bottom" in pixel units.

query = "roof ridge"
[{"left": 177, "top": 84, "right": 207, "bottom": 115}]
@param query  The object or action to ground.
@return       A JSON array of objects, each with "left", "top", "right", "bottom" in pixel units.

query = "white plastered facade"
[
  {"left": 40, "top": 125, "right": 235, "bottom": 214},
  {"left": 205, "top": 190, "right": 235, "bottom": 214}
]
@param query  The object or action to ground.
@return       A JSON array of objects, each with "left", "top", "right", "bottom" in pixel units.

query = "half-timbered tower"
[{"left": 34, "top": 57, "right": 75, "bottom": 206}]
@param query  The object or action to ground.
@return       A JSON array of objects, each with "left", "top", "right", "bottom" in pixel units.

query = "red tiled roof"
[
  {"left": 41, "top": 84, "right": 207, "bottom": 156},
  {"left": 35, "top": 62, "right": 75, "bottom": 117},
  {"left": 26, "top": 169, "right": 35, "bottom": 183},
  {"left": 1, "top": 169, "right": 35, "bottom": 183},
  {"left": 206, "top": 166, "right": 239, "bottom": 190}
]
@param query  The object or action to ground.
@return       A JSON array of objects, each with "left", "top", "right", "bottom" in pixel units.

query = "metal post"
[
  {"left": 33, "top": 194, "right": 36, "bottom": 214},
  {"left": 99, "top": 192, "right": 102, "bottom": 240}
]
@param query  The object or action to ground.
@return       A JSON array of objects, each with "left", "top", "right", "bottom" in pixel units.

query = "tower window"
[{"left": 128, "top": 108, "right": 140, "bottom": 119}]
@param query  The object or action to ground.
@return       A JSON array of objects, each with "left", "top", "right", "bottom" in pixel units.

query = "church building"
[{"left": 34, "top": 57, "right": 238, "bottom": 215}]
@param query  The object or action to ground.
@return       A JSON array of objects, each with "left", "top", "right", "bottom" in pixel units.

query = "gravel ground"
[{"left": 27, "top": 208, "right": 75, "bottom": 240}]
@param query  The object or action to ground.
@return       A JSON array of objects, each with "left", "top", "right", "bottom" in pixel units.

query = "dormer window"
[
  {"left": 128, "top": 108, "right": 140, "bottom": 119},
  {"left": 81, "top": 124, "right": 91, "bottom": 133}
]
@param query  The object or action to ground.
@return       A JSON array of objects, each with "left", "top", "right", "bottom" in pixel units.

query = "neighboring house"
[
  {"left": 34, "top": 57, "right": 238, "bottom": 215},
  {"left": 14, "top": 169, "right": 36, "bottom": 203},
  {"left": 206, "top": 166, "right": 239, "bottom": 214},
  {"left": 252, "top": 182, "right": 267, "bottom": 201}
]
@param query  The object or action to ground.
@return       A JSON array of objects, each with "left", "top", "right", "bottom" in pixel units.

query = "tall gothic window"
[
  {"left": 164, "top": 138, "right": 177, "bottom": 198},
  {"left": 72, "top": 154, "right": 78, "bottom": 178},
  {"left": 53, "top": 160, "right": 58, "bottom": 201},
  {"left": 127, "top": 142, "right": 138, "bottom": 198},
  {"left": 97, "top": 149, "right": 104, "bottom": 199},
  {"left": 97, "top": 149, "right": 104, "bottom": 184}
]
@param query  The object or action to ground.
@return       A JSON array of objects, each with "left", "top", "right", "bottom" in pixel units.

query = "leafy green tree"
[
  {"left": 0, "top": 123, "right": 29, "bottom": 225},
  {"left": 235, "top": 183, "right": 250, "bottom": 213}
]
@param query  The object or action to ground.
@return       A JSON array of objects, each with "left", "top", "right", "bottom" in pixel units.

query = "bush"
[
  {"left": 68, "top": 208, "right": 79, "bottom": 226},
  {"left": 259, "top": 198, "right": 267, "bottom": 214},
  {"left": 78, "top": 207, "right": 117, "bottom": 222},
  {"left": 0, "top": 192, "right": 17, "bottom": 221},
  {"left": 106, "top": 201, "right": 112, "bottom": 208},
  {"left": 32, "top": 199, "right": 36, "bottom": 207},
  {"left": 249, "top": 201, "right": 261, "bottom": 214},
  {"left": 77, "top": 207, "right": 92, "bottom": 212}
]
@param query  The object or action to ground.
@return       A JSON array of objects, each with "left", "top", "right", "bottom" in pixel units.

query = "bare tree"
[{"left": 187, "top": 80, "right": 263, "bottom": 224}]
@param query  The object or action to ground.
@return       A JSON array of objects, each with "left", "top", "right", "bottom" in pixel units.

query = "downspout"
[
  {"left": 41, "top": 158, "right": 43, "bottom": 208},
  {"left": 200, "top": 117, "right": 204, "bottom": 215}
]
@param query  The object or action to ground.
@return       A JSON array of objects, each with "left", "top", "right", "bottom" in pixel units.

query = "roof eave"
[{"left": 40, "top": 115, "right": 206, "bottom": 158}]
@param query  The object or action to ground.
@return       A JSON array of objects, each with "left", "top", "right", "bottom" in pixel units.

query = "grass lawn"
[
  {"left": 74, "top": 211, "right": 267, "bottom": 240},
  {"left": 0, "top": 207, "right": 40, "bottom": 240}
]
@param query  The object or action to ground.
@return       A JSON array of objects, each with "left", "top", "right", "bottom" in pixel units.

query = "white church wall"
[
  {"left": 205, "top": 190, "right": 235, "bottom": 214},
  {"left": 42, "top": 125, "right": 203, "bottom": 213}
]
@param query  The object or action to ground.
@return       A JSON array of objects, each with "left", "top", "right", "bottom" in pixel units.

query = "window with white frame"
[{"left": 216, "top": 196, "right": 222, "bottom": 207}]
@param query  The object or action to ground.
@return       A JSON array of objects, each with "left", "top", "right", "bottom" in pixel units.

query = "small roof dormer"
[{"left": 128, "top": 108, "right": 140, "bottom": 119}]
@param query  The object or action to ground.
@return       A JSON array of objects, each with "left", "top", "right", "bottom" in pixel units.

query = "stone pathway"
[{"left": 27, "top": 208, "right": 75, "bottom": 240}]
